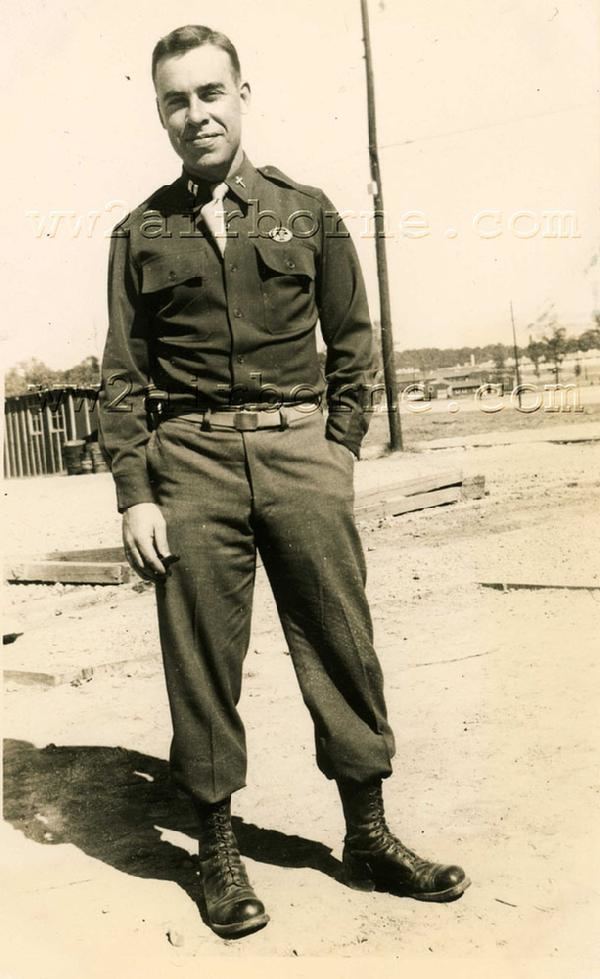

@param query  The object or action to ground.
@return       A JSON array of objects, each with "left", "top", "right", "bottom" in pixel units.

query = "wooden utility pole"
[
  {"left": 360, "top": 0, "right": 403, "bottom": 450},
  {"left": 510, "top": 300, "right": 522, "bottom": 408}
]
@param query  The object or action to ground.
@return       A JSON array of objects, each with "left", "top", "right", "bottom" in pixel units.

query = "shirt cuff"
[
  {"left": 325, "top": 407, "right": 369, "bottom": 459},
  {"left": 113, "top": 468, "right": 157, "bottom": 513}
]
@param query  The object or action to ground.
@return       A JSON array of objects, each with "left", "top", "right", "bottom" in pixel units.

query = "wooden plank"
[
  {"left": 11, "top": 411, "right": 21, "bottom": 476},
  {"left": 547, "top": 435, "right": 600, "bottom": 444},
  {"left": 356, "top": 485, "right": 461, "bottom": 519},
  {"left": 44, "top": 404, "right": 56, "bottom": 473},
  {"left": 3, "top": 423, "right": 12, "bottom": 478},
  {"left": 10, "top": 411, "right": 23, "bottom": 477},
  {"left": 6, "top": 561, "right": 131, "bottom": 585},
  {"left": 66, "top": 392, "right": 77, "bottom": 440},
  {"left": 18, "top": 406, "right": 34, "bottom": 476},
  {"left": 480, "top": 581, "right": 600, "bottom": 593},
  {"left": 56, "top": 401, "right": 67, "bottom": 471},
  {"left": 28, "top": 406, "right": 47, "bottom": 474},
  {"left": 46, "top": 546, "right": 127, "bottom": 563},
  {"left": 6, "top": 411, "right": 17, "bottom": 477},
  {"left": 3, "top": 669, "right": 66, "bottom": 688},
  {"left": 26, "top": 407, "right": 42, "bottom": 476},
  {"left": 13, "top": 408, "right": 25, "bottom": 476},
  {"left": 4, "top": 656, "right": 159, "bottom": 688},
  {"left": 356, "top": 469, "right": 463, "bottom": 505},
  {"left": 82, "top": 396, "right": 92, "bottom": 436}
]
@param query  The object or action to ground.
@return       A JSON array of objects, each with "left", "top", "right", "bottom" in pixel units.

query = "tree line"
[
  {"left": 5, "top": 356, "right": 100, "bottom": 398},
  {"left": 394, "top": 315, "right": 600, "bottom": 383},
  {"left": 5, "top": 316, "right": 600, "bottom": 398}
]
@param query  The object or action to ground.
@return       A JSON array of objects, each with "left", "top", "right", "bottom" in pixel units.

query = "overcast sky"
[{"left": 3, "top": 0, "right": 598, "bottom": 369}]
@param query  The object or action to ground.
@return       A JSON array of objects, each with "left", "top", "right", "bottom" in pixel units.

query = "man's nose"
[{"left": 185, "top": 96, "right": 210, "bottom": 127}]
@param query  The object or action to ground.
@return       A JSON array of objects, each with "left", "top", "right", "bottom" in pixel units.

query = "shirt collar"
[
  {"left": 224, "top": 154, "right": 257, "bottom": 204},
  {"left": 182, "top": 153, "right": 257, "bottom": 206}
]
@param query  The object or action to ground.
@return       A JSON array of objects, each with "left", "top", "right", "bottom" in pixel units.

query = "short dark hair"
[{"left": 151, "top": 25, "right": 241, "bottom": 84}]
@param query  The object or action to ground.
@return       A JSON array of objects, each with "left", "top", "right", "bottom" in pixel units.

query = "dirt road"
[{"left": 2, "top": 430, "right": 599, "bottom": 977}]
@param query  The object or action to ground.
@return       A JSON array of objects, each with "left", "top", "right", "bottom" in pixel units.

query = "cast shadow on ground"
[{"left": 3, "top": 739, "right": 342, "bottom": 915}]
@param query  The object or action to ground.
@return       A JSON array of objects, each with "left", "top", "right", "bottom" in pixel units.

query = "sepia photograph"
[{"left": 2, "top": 1, "right": 599, "bottom": 977}]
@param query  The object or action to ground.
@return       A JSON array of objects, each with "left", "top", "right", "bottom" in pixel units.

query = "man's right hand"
[{"left": 122, "top": 502, "right": 172, "bottom": 581}]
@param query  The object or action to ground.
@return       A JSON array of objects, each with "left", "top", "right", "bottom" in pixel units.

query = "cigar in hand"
[{"left": 159, "top": 553, "right": 181, "bottom": 577}]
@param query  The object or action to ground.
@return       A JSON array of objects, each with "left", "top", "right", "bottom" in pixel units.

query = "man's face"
[{"left": 155, "top": 44, "right": 250, "bottom": 180}]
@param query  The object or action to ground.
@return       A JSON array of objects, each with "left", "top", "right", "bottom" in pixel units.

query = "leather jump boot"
[
  {"left": 338, "top": 779, "right": 471, "bottom": 902},
  {"left": 195, "top": 798, "right": 269, "bottom": 937}
]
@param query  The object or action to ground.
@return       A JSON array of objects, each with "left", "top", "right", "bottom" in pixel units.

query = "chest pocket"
[
  {"left": 139, "top": 251, "right": 207, "bottom": 329},
  {"left": 254, "top": 238, "right": 317, "bottom": 335},
  {"left": 140, "top": 252, "right": 204, "bottom": 293}
]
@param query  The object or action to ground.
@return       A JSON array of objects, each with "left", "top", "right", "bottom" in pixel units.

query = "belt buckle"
[{"left": 233, "top": 411, "right": 259, "bottom": 431}]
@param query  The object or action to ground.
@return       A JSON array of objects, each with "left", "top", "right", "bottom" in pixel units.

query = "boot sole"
[
  {"left": 210, "top": 912, "right": 270, "bottom": 938},
  {"left": 343, "top": 872, "right": 472, "bottom": 903},
  {"left": 403, "top": 875, "right": 472, "bottom": 902}
]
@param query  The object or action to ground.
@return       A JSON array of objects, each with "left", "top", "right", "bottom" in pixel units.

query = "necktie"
[{"left": 200, "top": 182, "right": 228, "bottom": 256}]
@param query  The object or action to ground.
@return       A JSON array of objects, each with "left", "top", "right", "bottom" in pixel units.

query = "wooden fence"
[{"left": 3, "top": 386, "right": 100, "bottom": 478}]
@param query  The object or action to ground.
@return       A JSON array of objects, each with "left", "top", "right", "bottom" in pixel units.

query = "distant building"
[
  {"left": 446, "top": 377, "right": 488, "bottom": 397},
  {"left": 427, "top": 379, "right": 451, "bottom": 399},
  {"left": 4, "top": 385, "right": 99, "bottom": 478},
  {"left": 422, "top": 365, "right": 523, "bottom": 398}
]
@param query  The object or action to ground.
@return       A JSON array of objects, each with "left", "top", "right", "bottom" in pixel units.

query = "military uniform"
[{"left": 99, "top": 154, "right": 395, "bottom": 804}]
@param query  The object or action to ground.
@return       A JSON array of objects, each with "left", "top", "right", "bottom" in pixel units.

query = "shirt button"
[
  {"left": 285, "top": 259, "right": 296, "bottom": 270},
  {"left": 168, "top": 270, "right": 177, "bottom": 280},
  {"left": 230, "top": 264, "right": 238, "bottom": 272},
  {"left": 236, "top": 355, "right": 244, "bottom": 364},
  {"left": 233, "top": 308, "right": 243, "bottom": 318}
]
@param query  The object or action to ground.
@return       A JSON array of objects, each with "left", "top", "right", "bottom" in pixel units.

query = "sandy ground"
[{"left": 2, "top": 424, "right": 600, "bottom": 978}]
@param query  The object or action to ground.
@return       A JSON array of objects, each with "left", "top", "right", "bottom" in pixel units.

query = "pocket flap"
[
  {"left": 254, "top": 238, "right": 316, "bottom": 279},
  {"left": 140, "top": 252, "right": 204, "bottom": 293}
]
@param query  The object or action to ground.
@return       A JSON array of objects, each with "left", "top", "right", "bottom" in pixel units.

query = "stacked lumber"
[
  {"left": 6, "top": 472, "right": 486, "bottom": 584},
  {"left": 6, "top": 546, "right": 131, "bottom": 585},
  {"left": 354, "top": 469, "right": 485, "bottom": 521}
]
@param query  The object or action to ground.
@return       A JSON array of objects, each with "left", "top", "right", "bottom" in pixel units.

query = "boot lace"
[
  {"left": 355, "top": 784, "right": 430, "bottom": 871},
  {"left": 206, "top": 807, "right": 248, "bottom": 888}
]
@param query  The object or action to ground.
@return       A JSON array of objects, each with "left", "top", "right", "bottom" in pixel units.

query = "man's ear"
[
  {"left": 156, "top": 97, "right": 166, "bottom": 129},
  {"left": 239, "top": 81, "right": 251, "bottom": 115}
]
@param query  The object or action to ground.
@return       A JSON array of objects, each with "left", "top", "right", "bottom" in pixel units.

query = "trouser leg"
[
  {"left": 247, "top": 410, "right": 395, "bottom": 784},
  {"left": 146, "top": 419, "right": 256, "bottom": 805}
]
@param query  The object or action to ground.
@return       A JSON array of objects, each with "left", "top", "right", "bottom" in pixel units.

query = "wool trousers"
[{"left": 146, "top": 407, "right": 395, "bottom": 805}]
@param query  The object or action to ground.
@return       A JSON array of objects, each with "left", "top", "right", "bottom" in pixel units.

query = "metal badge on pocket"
[{"left": 269, "top": 226, "right": 293, "bottom": 243}]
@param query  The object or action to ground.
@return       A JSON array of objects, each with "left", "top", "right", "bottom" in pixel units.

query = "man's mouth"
[{"left": 185, "top": 133, "right": 221, "bottom": 143}]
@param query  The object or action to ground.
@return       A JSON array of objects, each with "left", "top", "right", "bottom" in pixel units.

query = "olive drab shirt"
[{"left": 98, "top": 155, "right": 377, "bottom": 512}]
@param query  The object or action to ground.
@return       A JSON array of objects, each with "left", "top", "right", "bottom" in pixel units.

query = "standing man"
[{"left": 99, "top": 24, "right": 469, "bottom": 939}]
